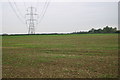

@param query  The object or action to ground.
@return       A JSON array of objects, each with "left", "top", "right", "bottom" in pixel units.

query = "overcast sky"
[{"left": 1, "top": 0, "right": 118, "bottom": 34}]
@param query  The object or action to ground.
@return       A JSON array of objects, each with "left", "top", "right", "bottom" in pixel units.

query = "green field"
[{"left": 2, "top": 34, "right": 118, "bottom": 78}]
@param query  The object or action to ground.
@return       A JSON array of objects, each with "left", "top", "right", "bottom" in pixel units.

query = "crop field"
[{"left": 2, "top": 34, "right": 118, "bottom": 78}]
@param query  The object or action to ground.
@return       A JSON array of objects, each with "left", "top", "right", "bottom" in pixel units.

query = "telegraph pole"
[{"left": 26, "top": 6, "right": 38, "bottom": 34}]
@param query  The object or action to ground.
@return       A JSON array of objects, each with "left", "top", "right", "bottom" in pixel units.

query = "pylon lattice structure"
[{"left": 26, "top": 6, "right": 38, "bottom": 34}]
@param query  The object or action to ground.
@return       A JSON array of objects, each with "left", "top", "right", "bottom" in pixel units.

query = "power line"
[
  {"left": 8, "top": 0, "right": 25, "bottom": 24},
  {"left": 37, "top": 0, "right": 50, "bottom": 25},
  {"left": 23, "top": 0, "right": 27, "bottom": 9},
  {"left": 12, "top": 0, "right": 25, "bottom": 18},
  {"left": 22, "top": 0, "right": 27, "bottom": 11},
  {"left": 36, "top": 0, "right": 39, "bottom": 8},
  {"left": 35, "top": 0, "right": 48, "bottom": 27},
  {"left": 8, "top": 0, "right": 50, "bottom": 34},
  {"left": 37, "top": 0, "right": 48, "bottom": 19}
]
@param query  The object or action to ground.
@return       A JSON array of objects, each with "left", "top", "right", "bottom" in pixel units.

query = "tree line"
[
  {"left": 72, "top": 26, "right": 120, "bottom": 34},
  {"left": 2, "top": 26, "right": 120, "bottom": 36}
]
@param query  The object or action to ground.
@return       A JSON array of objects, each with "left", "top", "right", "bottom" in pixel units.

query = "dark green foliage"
[
  {"left": 102, "top": 26, "right": 117, "bottom": 33},
  {"left": 89, "top": 26, "right": 117, "bottom": 33},
  {"left": 73, "top": 26, "right": 118, "bottom": 34}
]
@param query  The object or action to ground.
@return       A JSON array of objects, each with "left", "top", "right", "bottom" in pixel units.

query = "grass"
[{"left": 2, "top": 34, "right": 118, "bottom": 78}]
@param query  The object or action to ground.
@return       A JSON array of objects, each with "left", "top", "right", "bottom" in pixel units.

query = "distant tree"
[
  {"left": 88, "top": 26, "right": 117, "bottom": 33},
  {"left": 115, "top": 30, "right": 120, "bottom": 33},
  {"left": 88, "top": 28, "right": 96, "bottom": 33},
  {"left": 72, "top": 26, "right": 118, "bottom": 34},
  {"left": 97, "top": 29, "right": 102, "bottom": 33},
  {"left": 103, "top": 26, "right": 117, "bottom": 33},
  {"left": 112, "top": 27, "right": 117, "bottom": 32},
  {"left": 2, "top": 33, "right": 8, "bottom": 36},
  {"left": 71, "top": 31, "right": 88, "bottom": 34}
]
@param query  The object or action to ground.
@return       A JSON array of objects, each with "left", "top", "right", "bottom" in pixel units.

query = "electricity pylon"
[{"left": 26, "top": 6, "right": 38, "bottom": 34}]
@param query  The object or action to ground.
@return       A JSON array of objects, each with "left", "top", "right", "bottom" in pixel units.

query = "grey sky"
[{"left": 2, "top": 1, "right": 118, "bottom": 34}]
